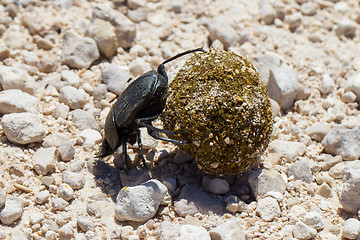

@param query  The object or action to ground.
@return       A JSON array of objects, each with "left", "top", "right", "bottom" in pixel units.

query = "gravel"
[{"left": 1, "top": 0, "right": 360, "bottom": 239}]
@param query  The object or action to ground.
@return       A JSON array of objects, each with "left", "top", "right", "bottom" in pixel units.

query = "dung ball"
[{"left": 161, "top": 49, "right": 273, "bottom": 176}]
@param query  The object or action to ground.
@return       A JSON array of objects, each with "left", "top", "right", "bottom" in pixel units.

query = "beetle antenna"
[{"left": 158, "top": 47, "right": 206, "bottom": 70}]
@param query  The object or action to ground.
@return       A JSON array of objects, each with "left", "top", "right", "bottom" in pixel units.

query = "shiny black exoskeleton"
[{"left": 97, "top": 47, "right": 206, "bottom": 170}]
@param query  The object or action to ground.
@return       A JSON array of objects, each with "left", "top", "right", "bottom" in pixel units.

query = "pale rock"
[
  {"left": 300, "top": 2, "right": 318, "bottom": 16},
  {"left": 129, "top": 58, "right": 151, "bottom": 77},
  {"left": 209, "top": 219, "right": 245, "bottom": 240},
  {"left": 207, "top": 16, "right": 237, "bottom": 50},
  {"left": 345, "top": 73, "right": 360, "bottom": 101},
  {"left": 102, "top": 65, "right": 132, "bottom": 95},
  {"left": 341, "top": 91, "right": 357, "bottom": 103},
  {"left": 260, "top": 3, "right": 276, "bottom": 25},
  {"left": 60, "top": 70, "right": 80, "bottom": 88},
  {"left": 321, "top": 155, "right": 342, "bottom": 171},
  {"left": 322, "top": 127, "right": 360, "bottom": 160},
  {"left": 43, "top": 132, "right": 72, "bottom": 148},
  {"left": 29, "top": 211, "right": 44, "bottom": 225},
  {"left": 254, "top": 54, "right": 280, "bottom": 85},
  {"left": 342, "top": 218, "right": 360, "bottom": 239},
  {"left": 77, "top": 215, "right": 95, "bottom": 232},
  {"left": 38, "top": 53, "right": 59, "bottom": 73},
  {"left": 127, "top": 8, "right": 148, "bottom": 23},
  {"left": 339, "top": 161, "right": 360, "bottom": 213},
  {"left": 23, "top": 50, "right": 39, "bottom": 66},
  {"left": 285, "top": 12, "right": 302, "bottom": 31},
  {"left": 54, "top": 102, "right": 70, "bottom": 119},
  {"left": 61, "top": 29, "right": 99, "bottom": 69},
  {"left": 70, "top": 109, "right": 99, "bottom": 131},
  {"left": 336, "top": 19, "right": 357, "bottom": 38},
  {"left": 329, "top": 162, "right": 345, "bottom": 179},
  {"left": 305, "top": 122, "right": 331, "bottom": 142},
  {"left": 303, "top": 212, "right": 325, "bottom": 230},
  {"left": 171, "top": 2, "right": 182, "bottom": 13},
  {"left": 41, "top": 176, "right": 55, "bottom": 187},
  {"left": 34, "top": 190, "right": 50, "bottom": 204},
  {"left": 79, "top": 129, "right": 102, "bottom": 150},
  {"left": 0, "top": 89, "right": 38, "bottom": 114},
  {"left": 0, "top": 66, "right": 36, "bottom": 94},
  {"left": 33, "top": 147, "right": 58, "bottom": 175},
  {"left": 287, "top": 159, "right": 313, "bottom": 183},
  {"left": 0, "top": 44, "right": 9, "bottom": 60},
  {"left": 59, "top": 222, "right": 75, "bottom": 239},
  {"left": 204, "top": 178, "right": 229, "bottom": 195},
  {"left": 334, "top": 2, "right": 348, "bottom": 12},
  {"left": 173, "top": 149, "right": 193, "bottom": 165},
  {"left": 92, "top": 5, "right": 136, "bottom": 49},
  {"left": 59, "top": 86, "right": 88, "bottom": 109},
  {"left": 161, "top": 177, "right": 177, "bottom": 193},
  {"left": 0, "top": 188, "right": 5, "bottom": 208},
  {"left": 157, "top": 221, "right": 180, "bottom": 240},
  {"left": 0, "top": 196, "right": 24, "bottom": 225},
  {"left": 58, "top": 144, "right": 75, "bottom": 162},
  {"left": 178, "top": 225, "right": 210, "bottom": 240},
  {"left": 3, "top": 25, "right": 31, "bottom": 49},
  {"left": 256, "top": 197, "right": 280, "bottom": 221},
  {"left": 115, "top": 179, "right": 168, "bottom": 222},
  {"left": 292, "top": 221, "right": 317, "bottom": 239},
  {"left": 316, "top": 182, "right": 332, "bottom": 198},
  {"left": 268, "top": 140, "right": 306, "bottom": 162},
  {"left": 289, "top": 205, "right": 307, "bottom": 224},
  {"left": 58, "top": 183, "right": 74, "bottom": 202},
  {"left": 88, "top": 18, "right": 117, "bottom": 58},
  {"left": 1, "top": 112, "right": 46, "bottom": 144},
  {"left": 267, "top": 65, "right": 299, "bottom": 110},
  {"left": 319, "top": 74, "right": 335, "bottom": 95},
  {"left": 248, "top": 169, "right": 286, "bottom": 200},
  {"left": 270, "top": 98, "right": 281, "bottom": 118},
  {"left": 62, "top": 171, "right": 85, "bottom": 190},
  {"left": 128, "top": 0, "right": 146, "bottom": 9},
  {"left": 93, "top": 84, "right": 108, "bottom": 100},
  {"left": 174, "top": 185, "right": 224, "bottom": 217}
]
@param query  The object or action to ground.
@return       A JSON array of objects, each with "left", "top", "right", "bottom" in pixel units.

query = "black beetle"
[{"left": 96, "top": 47, "right": 206, "bottom": 170}]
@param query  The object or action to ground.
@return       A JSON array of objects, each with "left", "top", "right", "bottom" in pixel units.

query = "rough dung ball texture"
[{"left": 161, "top": 49, "right": 273, "bottom": 176}]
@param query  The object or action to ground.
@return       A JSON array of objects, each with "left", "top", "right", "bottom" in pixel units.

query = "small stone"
[
  {"left": 285, "top": 12, "right": 302, "bottom": 31},
  {"left": 62, "top": 171, "right": 85, "bottom": 190},
  {"left": 300, "top": 2, "right": 318, "bottom": 16},
  {"left": 1, "top": 112, "right": 46, "bottom": 144},
  {"left": 29, "top": 211, "right": 44, "bottom": 225},
  {"left": 23, "top": 51, "right": 39, "bottom": 66},
  {"left": 38, "top": 53, "right": 59, "bottom": 73},
  {"left": 173, "top": 150, "right": 193, "bottom": 165},
  {"left": 342, "top": 218, "right": 360, "bottom": 239},
  {"left": 303, "top": 212, "right": 325, "bottom": 230},
  {"left": 209, "top": 219, "right": 245, "bottom": 240},
  {"left": 322, "top": 127, "right": 360, "bottom": 160},
  {"left": 345, "top": 73, "right": 360, "bottom": 101},
  {"left": 254, "top": 54, "right": 280, "bottom": 86},
  {"left": 178, "top": 225, "right": 211, "bottom": 240},
  {"left": 60, "top": 70, "right": 80, "bottom": 88},
  {"left": 43, "top": 132, "right": 72, "bottom": 148},
  {"left": 41, "top": 176, "right": 55, "bottom": 187},
  {"left": 115, "top": 179, "right": 168, "bottom": 222},
  {"left": 93, "top": 84, "right": 107, "bottom": 100},
  {"left": 305, "top": 122, "right": 331, "bottom": 142},
  {"left": 260, "top": 3, "right": 276, "bottom": 25},
  {"left": 77, "top": 216, "right": 95, "bottom": 232},
  {"left": 58, "top": 183, "right": 74, "bottom": 202},
  {"left": 79, "top": 129, "right": 102, "bottom": 150},
  {"left": 58, "top": 144, "right": 75, "bottom": 162},
  {"left": 248, "top": 169, "right": 286, "bottom": 200},
  {"left": 316, "top": 182, "right": 332, "bottom": 198},
  {"left": 127, "top": 8, "right": 148, "bottom": 23},
  {"left": 36, "top": 37, "right": 54, "bottom": 50},
  {"left": 0, "top": 65, "right": 36, "bottom": 94},
  {"left": 267, "top": 65, "right": 299, "bottom": 110},
  {"left": 34, "top": 190, "right": 50, "bottom": 204},
  {"left": 128, "top": 0, "right": 145, "bottom": 9},
  {"left": 206, "top": 178, "right": 229, "bottom": 195},
  {"left": 52, "top": 197, "right": 69, "bottom": 211},
  {"left": 339, "top": 161, "right": 360, "bottom": 213},
  {"left": 61, "top": 29, "right": 99, "bottom": 69},
  {"left": 256, "top": 197, "right": 280, "bottom": 221},
  {"left": 171, "top": 2, "right": 182, "bottom": 13},
  {"left": 54, "top": 102, "right": 70, "bottom": 119},
  {"left": 3, "top": 25, "right": 31, "bottom": 49},
  {"left": 336, "top": 19, "right": 357, "bottom": 38},
  {"left": 59, "top": 86, "right": 88, "bottom": 109},
  {"left": 157, "top": 221, "right": 180, "bottom": 240},
  {"left": 0, "top": 89, "right": 38, "bottom": 114},
  {"left": 341, "top": 91, "right": 357, "bottom": 103},
  {"left": 88, "top": 18, "right": 117, "bottom": 58},
  {"left": 287, "top": 159, "right": 313, "bottom": 183},
  {"left": 129, "top": 58, "right": 151, "bottom": 77},
  {"left": 59, "top": 223, "right": 75, "bottom": 239},
  {"left": 293, "top": 221, "right": 317, "bottom": 240},
  {"left": 0, "top": 44, "right": 9, "bottom": 60},
  {"left": 319, "top": 74, "right": 335, "bottom": 95},
  {"left": 71, "top": 109, "right": 99, "bottom": 131},
  {"left": 207, "top": 16, "right": 237, "bottom": 50},
  {"left": 321, "top": 155, "right": 342, "bottom": 171},
  {"left": 0, "top": 189, "right": 5, "bottom": 208},
  {"left": 0, "top": 196, "right": 24, "bottom": 225},
  {"left": 162, "top": 177, "right": 177, "bottom": 193},
  {"left": 174, "top": 185, "right": 224, "bottom": 217},
  {"left": 268, "top": 140, "right": 306, "bottom": 162},
  {"left": 102, "top": 65, "right": 132, "bottom": 95},
  {"left": 33, "top": 147, "right": 58, "bottom": 175}
]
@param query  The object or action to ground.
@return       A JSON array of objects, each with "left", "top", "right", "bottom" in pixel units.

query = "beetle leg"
[
  {"left": 122, "top": 136, "right": 130, "bottom": 172},
  {"left": 136, "top": 119, "right": 187, "bottom": 145},
  {"left": 136, "top": 129, "right": 148, "bottom": 169}
]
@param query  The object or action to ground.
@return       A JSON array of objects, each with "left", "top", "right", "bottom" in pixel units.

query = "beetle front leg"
[{"left": 135, "top": 119, "right": 187, "bottom": 145}]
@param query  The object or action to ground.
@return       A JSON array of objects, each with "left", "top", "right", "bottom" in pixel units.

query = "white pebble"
[
  {"left": 58, "top": 183, "right": 75, "bottom": 201},
  {"left": 0, "top": 196, "right": 24, "bottom": 225},
  {"left": 343, "top": 218, "right": 360, "bottom": 239},
  {"left": 33, "top": 147, "right": 58, "bottom": 175},
  {"left": 34, "top": 190, "right": 50, "bottom": 204},
  {"left": 62, "top": 171, "right": 85, "bottom": 190},
  {"left": 256, "top": 197, "right": 280, "bottom": 221},
  {"left": 178, "top": 225, "right": 210, "bottom": 240},
  {"left": 59, "top": 86, "right": 88, "bottom": 109}
]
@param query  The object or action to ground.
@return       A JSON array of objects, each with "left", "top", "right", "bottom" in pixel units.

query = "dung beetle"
[{"left": 96, "top": 47, "right": 206, "bottom": 170}]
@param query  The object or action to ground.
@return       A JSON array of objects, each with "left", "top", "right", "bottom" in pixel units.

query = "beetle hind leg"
[
  {"left": 122, "top": 136, "right": 131, "bottom": 172},
  {"left": 136, "top": 129, "right": 148, "bottom": 169}
]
